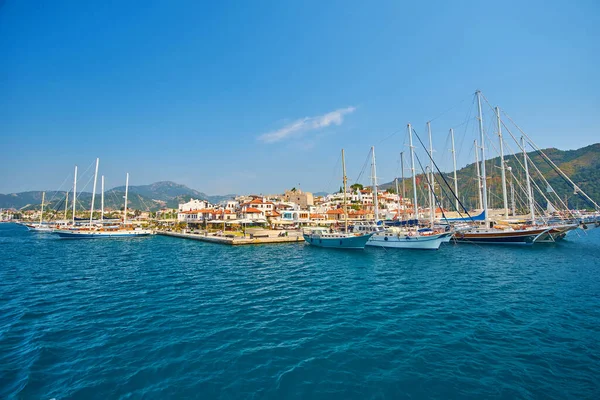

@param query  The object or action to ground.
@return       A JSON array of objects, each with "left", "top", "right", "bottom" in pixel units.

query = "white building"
[{"left": 178, "top": 198, "right": 211, "bottom": 212}]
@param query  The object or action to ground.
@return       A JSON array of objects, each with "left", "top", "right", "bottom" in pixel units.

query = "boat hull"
[
  {"left": 55, "top": 230, "right": 152, "bottom": 239},
  {"left": 367, "top": 232, "right": 451, "bottom": 250},
  {"left": 452, "top": 227, "right": 550, "bottom": 245},
  {"left": 26, "top": 224, "right": 54, "bottom": 233},
  {"left": 534, "top": 224, "right": 579, "bottom": 243},
  {"left": 303, "top": 233, "right": 373, "bottom": 249}
]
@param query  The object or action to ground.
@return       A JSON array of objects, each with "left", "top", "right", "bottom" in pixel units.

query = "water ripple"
[{"left": 0, "top": 224, "right": 599, "bottom": 399}]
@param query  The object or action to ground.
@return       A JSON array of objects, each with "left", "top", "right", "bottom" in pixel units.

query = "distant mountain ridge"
[{"left": 0, "top": 181, "right": 236, "bottom": 211}]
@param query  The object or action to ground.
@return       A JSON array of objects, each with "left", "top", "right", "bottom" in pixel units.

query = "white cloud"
[{"left": 258, "top": 106, "right": 356, "bottom": 143}]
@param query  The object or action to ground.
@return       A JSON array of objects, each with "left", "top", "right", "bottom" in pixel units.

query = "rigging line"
[
  {"left": 501, "top": 127, "right": 572, "bottom": 217},
  {"left": 501, "top": 109, "right": 599, "bottom": 210},
  {"left": 354, "top": 148, "right": 371, "bottom": 187},
  {"left": 455, "top": 95, "right": 476, "bottom": 162},
  {"left": 501, "top": 120, "right": 578, "bottom": 217},
  {"left": 377, "top": 129, "right": 402, "bottom": 145},
  {"left": 45, "top": 174, "right": 72, "bottom": 205},
  {"left": 323, "top": 152, "right": 342, "bottom": 193},
  {"left": 413, "top": 151, "right": 452, "bottom": 221},
  {"left": 427, "top": 94, "right": 471, "bottom": 123},
  {"left": 412, "top": 128, "right": 473, "bottom": 220}
]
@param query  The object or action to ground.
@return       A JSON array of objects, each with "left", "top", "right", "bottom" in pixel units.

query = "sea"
[{"left": 1, "top": 222, "right": 599, "bottom": 399}]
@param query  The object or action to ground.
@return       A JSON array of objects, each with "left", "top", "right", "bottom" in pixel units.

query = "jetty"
[{"left": 157, "top": 230, "right": 304, "bottom": 245}]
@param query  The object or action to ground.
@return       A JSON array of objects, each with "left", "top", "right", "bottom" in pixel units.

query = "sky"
[{"left": 1, "top": 0, "right": 599, "bottom": 195}]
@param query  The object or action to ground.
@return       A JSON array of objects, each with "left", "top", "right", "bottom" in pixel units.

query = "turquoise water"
[{"left": 1, "top": 223, "right": 599, "bottom": 399}]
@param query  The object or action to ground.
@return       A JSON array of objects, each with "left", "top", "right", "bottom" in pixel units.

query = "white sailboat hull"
[
  {"left": 26, "top": 224, "right": 54, "bottom": 233},
  {"left": 366, "top": 231, "right": 450, "bottom": 250},
  {"left": 55, "top": 229, "right": 153, "bottom": 239}
]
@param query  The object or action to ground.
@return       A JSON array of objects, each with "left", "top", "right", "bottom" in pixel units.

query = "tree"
[{"left": 350, "top": 183, "right": 363, "bottom": 191}]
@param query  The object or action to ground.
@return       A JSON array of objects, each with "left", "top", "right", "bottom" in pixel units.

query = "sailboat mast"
[
  {"left": 400, "top": 151, "right": 406, "bottom": 200},
  {"left": 341, "top": 149, "right": 348, "bottom": 233},
  {"left": 450, "top": 128, "right": 459, "bottom": 211},
  {"left": 474, "top": 140, "right": 483, "bottom": 211},
  {"left": 521, "top": 137, "right": 535, "bottom": 220},
  {"left": 511, "top": 177, "right": 516, "bottom": 216},
  {"left": 496, "top": 107, "right": 509, "bottom": 218},
  {"left": 89, "top": 158, "right": 99, "bottom": 226},
  {"left": 371, "top": 146, "right": 379, "bottom": 223},
  {"left": 476, "top": 90, "right": 489, "bottom": 227},
  {"left": 40, "top": 191, "right": 45, "bottom": 225},
  {"left": 72, "top": 165, "right": 78, "bottom": 225},
  {"left": 427, "top": 122, "right": 435, "bottom": 226},
  {"left": 408, "top": 124, "right": 419, "bottom": 222},
  {"left": 64, "top": 191, "right": 69, "bottom": 221},
  {"left": 395, "top": 177, "right": 401, "bottom": 221},
  {"left": 124, "top": 173, "right": 129, "bottom": 225},
  {"left": 101, "top": 175, "right": 105, "bottom": 222}
]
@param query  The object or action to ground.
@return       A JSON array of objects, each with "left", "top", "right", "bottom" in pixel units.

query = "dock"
[{"left": 157, "top": 230, "right": 305, "bottom": 245}]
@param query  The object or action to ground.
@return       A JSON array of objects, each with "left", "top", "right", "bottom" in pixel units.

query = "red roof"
[
  {"left": 244, "top": 207, "right": 262, "bottom": 213},
  {"left": 326, "top": 209, "right": 345, "bottom": 215},
  {"left": 349, "top": 210, "right": 369, "bottom": 215}
]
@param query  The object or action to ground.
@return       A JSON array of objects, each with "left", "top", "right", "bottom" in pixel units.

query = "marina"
[
  {"left": 1, "top": 222, "right": 599, "bottom": 399},
  {"left": 2, "top": 1, "right": 599, "bottom": 397}
]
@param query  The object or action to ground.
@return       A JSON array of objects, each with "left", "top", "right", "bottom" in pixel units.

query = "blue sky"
[{"left": 1, "top": 0, "right": 598, "bottom": 195}]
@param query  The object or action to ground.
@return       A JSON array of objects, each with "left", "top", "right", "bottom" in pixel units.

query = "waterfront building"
[{"left": 178, "top": 198, "right": 212, "bottom": 212}]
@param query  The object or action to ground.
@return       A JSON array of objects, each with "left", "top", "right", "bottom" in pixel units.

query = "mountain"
[
  {"left": 0, "top": 181, "right": 236, "bottom": 211},
  {"left": 378, "top": 143, "right": 600, "bottom": 211}
]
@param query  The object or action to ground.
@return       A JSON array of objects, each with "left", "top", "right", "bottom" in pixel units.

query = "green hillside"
[{"left": 380, "top": 143, "right": 600, "bottom": 212}]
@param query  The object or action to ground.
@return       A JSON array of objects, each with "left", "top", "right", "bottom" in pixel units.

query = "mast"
[
  {"left": 64, "top": 191, "right": 69, "bottom": 221},
  {"left": 400, "top": 151, "right": 406, "bottom": 200},
  {"left": 124, "top": 173, "right": 129, "bottom": 225},
  {"left": 101, "top": 176, "right": 105, "bottom": 222},
  {"left": 408, "top": 124, "right": 419, "bottom": 222},
  {"left": 72, "top": 165, "right": 78, "bottom": 225},
  {"left": 450, "top": 128, "right": 459, "bottom": 211},
  {"left": 496, "top": 107, "right": 509, "bottom": 218},
  {"left": 427, "top": 122, "right": 435, "bottom": 226},
  {"left": 522, "top": 137, "right": 535, "bottom": 220},
  {"left": 371, "top": 146, "right": 379, "bottom": 223},
  {"left": 476, "top": 90, "right": 489, "bottom": 227},
  {"left": 89, "top": 158, "right": 99, "bottom": 227},
  {"left": 474, "top": 140, "right": 483, "bottom": 210},
  {"left": 341, "top": 149, "right": 348, "bottom": 233},
  {"left": 395, "top": 177, "right": 401, "bottom": 220},
  {"left": 40, "top": 191, "right": 45, "bottom": 225},
  {"left": 510, "top": 173, "right": 516, "bottom": 216}
]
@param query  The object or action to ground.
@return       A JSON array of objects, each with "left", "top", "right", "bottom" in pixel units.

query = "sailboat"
[
  {"left": 55, "top": 159, "right": 153, "bottom": 239},
  {"left": 303, "top": 149, "right": 374, "bottom": 249},
  {"left": 366, "top": 128, "right": 451, "bottom": 250},
  {"left": 452, "top": 91, "right": 577, "bottom": 245},
  {"left": 26, "top": 191, "right": 54, "bottom": 232}
]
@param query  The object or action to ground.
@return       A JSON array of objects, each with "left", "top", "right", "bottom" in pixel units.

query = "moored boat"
[{"left": 303, "top": 149, "right": 373, "bottom": 249}]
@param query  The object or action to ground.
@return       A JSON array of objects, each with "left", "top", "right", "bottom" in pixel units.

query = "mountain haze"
[{"left": 0, "top": 181, "right": 236, "bottom": 211}]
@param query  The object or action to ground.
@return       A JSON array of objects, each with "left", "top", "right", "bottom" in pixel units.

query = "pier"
[{"left": 157, "top": 230, "right": 304, "bottom": 245}]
